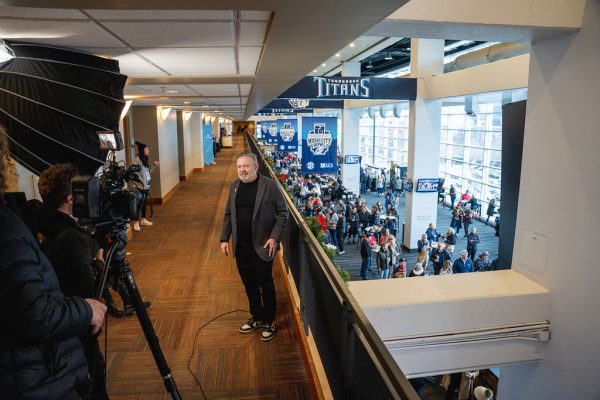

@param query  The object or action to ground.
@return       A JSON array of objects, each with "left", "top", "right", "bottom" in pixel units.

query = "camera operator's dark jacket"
[
  {"left": 0, "top": 205, "right": 92, "bottom": 400},
  {"left": 35, "top": 205, "right": 97, "bottom": 298}
]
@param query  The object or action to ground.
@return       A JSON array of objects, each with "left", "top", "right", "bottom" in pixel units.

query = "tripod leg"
[{"left": 120, "top": 263, "right": 182, "bottom": 400}]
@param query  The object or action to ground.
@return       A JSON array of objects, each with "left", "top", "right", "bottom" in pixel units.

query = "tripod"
[{"left": 96, "top": 222, "right": 182, "bottom": 400}]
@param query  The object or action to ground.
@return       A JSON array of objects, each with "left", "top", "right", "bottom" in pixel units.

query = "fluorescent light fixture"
[
  {"left": 183, "top": 111, "right": 192, "bottom": 122},
  {"left": 165, "top": 90, "right": 179, "bottom": 94},
  {"left": 120, "top": 100, "right": 133, "bottom": 120},
  {"left": 160, "top": 107, "right": 171, "bottom": 120}
]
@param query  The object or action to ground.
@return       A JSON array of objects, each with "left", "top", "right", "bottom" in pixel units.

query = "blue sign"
[
  {"left": 301, "top": 117, "right": 338, "bottom": 174},
  {"left": 203, "top": 122, "right": 214, "bottom": 165},
  {"left": 344, "top": 155, "right": 360, "bottom": 164},
  {"left": 278, "top": 76, "right": 417, "bottom": 101},
  {"left": 266, "top": 121, "right": 278, "bottom": 145},
  {"left": 276, "top": 119, "right": 298, "bottom": 152}
]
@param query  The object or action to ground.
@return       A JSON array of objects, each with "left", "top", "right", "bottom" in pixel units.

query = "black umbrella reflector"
[{"left": 0, "top": 40, "right": 128, "bottom": 176}]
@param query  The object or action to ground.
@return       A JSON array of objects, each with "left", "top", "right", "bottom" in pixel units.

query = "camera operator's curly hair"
[
  {"left": 38, "top": 163, "right": 80, "bottom": 209},
  {"left": 0, "top": 126, "right": 9, "bottom": 203}
]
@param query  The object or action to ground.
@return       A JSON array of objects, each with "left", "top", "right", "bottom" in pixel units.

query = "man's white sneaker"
[{"left": 140, "top": 218, "right": 154, "bottom": 226}]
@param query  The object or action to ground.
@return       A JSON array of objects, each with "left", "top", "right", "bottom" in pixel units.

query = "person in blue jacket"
[{"left": 452, "top": 250, "right": 475, "bottom": 274}]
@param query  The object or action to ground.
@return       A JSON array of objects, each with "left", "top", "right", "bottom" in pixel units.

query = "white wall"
[
  {"left": 500, "top": 1, "right": 600, "bottom": 399},
  {"left": 182, "top": 112, "right": 193, "bottom": 176},
  {"left": 156, "top": 108, "right": 179, "bottom": 198},
  {"left": 190, "top": 112, "right": 204, "bottom": 169}
]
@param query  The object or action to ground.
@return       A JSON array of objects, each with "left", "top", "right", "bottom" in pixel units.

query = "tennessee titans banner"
[
  {"left": 301, "top": 117, "right": 338, "bottom": 174},
  {"left": 276, "top": 119, "right": 298, "bottom": 152},
  {"left": 266, "top": 121, "right": 278, "bottom": 145}
]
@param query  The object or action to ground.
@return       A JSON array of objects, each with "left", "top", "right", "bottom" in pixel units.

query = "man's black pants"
[{"left": 235, "top": 242, "right": 276, "bottom": 324}]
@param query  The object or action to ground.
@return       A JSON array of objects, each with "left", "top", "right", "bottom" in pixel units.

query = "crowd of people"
[{"left": 269, "top": 152, "right": 499, "bottom": 281}]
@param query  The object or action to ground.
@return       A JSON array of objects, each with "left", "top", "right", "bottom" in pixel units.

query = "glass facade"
[
  {"left": 359, "top": 105, "right": 409, "bottom": 169},
  {"left": 439, "top": 102, "right": 503, "bottom": 214}
]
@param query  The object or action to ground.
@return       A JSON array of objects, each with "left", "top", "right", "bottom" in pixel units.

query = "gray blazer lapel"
[
  {"left": 252, "top": 176, "right": 267, "bottom": 221},
  {"left": 231, "top": 180, "right": 240, "bottom": 229}
]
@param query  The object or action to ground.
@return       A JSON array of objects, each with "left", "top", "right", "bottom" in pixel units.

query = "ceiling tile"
[
  {"left": 0, "top": 20, "right": 124, "bottom": 47},
  {"left": 238, "top": 46, "right": 261, "bottom": 65},
  {"left": 239, "top": 84, "right": 252, "bottom": 96},
  {"left": 188, "top": 85, "right": 240, "bottom": 96},
  {"left": 131, "top": 85, "right": 199, "bottom": 95},
  {"left": 113, "top": 52, "right": 168, "bottom": 76},
  {"left": 239, "top": 21, "right": 267, "bottom": 46},
  {"left": 102, "top": 21, "right": 235, "bottom": 47},
  {"left": 86, "top": 10, "right": 235, "bottom": 20},
  {"left": 240, "top": 11, "right": 271, "bottom": 21},
  {"left": 138, "top": 47, "right": 235, "bottom": 64},
  {"left": 239, "top": 63, "right": 258, "bottom": 75},
  {"left": 0, "top": 7, "right": 87, "bottom": 19},
  {"left": 160, "top": 62, "right": 237, "bottom": 75},
  {"left": 208, "top": 97, "right": 243, "bottom": 105}
]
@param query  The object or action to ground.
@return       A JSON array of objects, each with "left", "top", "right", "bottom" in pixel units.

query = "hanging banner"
[
  {"left": 266, "top": 121, "right": 278, "bottom": 145},
  {"left": 301, "top": 117, "right": 338, "bottom": 174},
  {"left": 278, "top": 76, "right": 417, "bottom": 101},
  {"left": 276, "top": 119, "right": 298, "bottom": 152},
  {"left": 203, "top": 122, "right": 215, "bottom": 165}
]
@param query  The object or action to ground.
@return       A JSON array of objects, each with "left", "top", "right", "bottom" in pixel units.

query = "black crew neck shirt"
[{"left": 236, "top": 174, "right": 259, "bottom": 243}]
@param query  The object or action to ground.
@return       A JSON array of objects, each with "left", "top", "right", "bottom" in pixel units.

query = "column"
[
  {"left": 403, "top": 38, "right": 444, "bottom": 250},
  {"left": 341, "top": 61, "right": 361, "bottom": 195}
]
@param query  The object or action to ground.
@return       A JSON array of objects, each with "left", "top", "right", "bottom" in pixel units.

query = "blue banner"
[
  {"left": 203, "top": 122, "right": 215, "bottom": 165},
  {"left": 266, "top": 121, "right": 278, "bottom": 145},
  {"left": 301, "top": 117, "right": 338, "bottom": 174},
  {"left": 276, "top": 119, "right": 298, "bottom": 152},
  {"left": 278, "top": 76, "right": 417, "bottom": 101}
]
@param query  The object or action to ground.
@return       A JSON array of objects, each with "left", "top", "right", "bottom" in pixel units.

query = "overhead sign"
[
  {"left": 262, "top": 99, "right": 343, "bottom": 110},
  {"left": 276, "top": 119, "right": 298, "bottom": 152},
  {"left": 267, "top": 121, "right": 278, "bottom": 145},
  {"left": 301, "top": 117, "right": 338, "bottom": 174},
  {"left": 278, "top": 76, "right": 417, "bottom": 101}
]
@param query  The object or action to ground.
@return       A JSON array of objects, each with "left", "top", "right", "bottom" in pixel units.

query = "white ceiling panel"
[
  {"left": 113, "top": 52, "right": 168, "bottom": 76},
  {"left": 138, "top": 47, "right": 235, "bottom": 64},
  {"left": 238, "top": 46, "right": 261, "bottom": 65},
  {"left": 160, "top": 62, "right": 237, "bottom": 75},
  {"left": 239, "top": 84, "right": 252, "bottom": 96},
  {"left": 0, "top": 20, "right": 124, "bottom": 47},
  {"left": 123, "top": 85, "right": 156, "bottom": 96},
  {"left": 188, "top": 84, "right": 240, "bottom": 96},
  {"left": 240, "top": 11, "right": 271, "bottom": 21},
  {"left": 132, "top": 85, "right": 199, "bottom": 95},
  {"left": 208, "top": 97, "right": 243, "bottom": 105},
  {"left": 75, "top": 47, "right": 131, "bottom": 57},
  {"left": 102, "top": 21, "right": 235, "bottom": 47},
  {"left": 239, "top": 21, "right": 268, "bottom": 46},
  {"left": 0, "top": 7, "right": 87, "bottom": 19},
  {"left": 239, "top": 64, "right": 258, "bottom": 75},
  {"left": 86, "top": 10, "right": 235, "bottom": 20}
]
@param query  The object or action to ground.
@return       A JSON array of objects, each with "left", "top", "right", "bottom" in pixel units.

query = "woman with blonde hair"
[{"left": 444, "top": 226, "right": 457, "bottom": 254}]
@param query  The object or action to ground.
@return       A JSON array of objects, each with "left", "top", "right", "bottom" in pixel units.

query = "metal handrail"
[{"left": 246, "top": 133, "right": 418, "bottom": 400}]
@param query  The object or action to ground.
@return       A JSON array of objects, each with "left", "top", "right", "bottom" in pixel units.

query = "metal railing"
[{"left": 246, "top": 134, "right": 418, "bottom": 400}]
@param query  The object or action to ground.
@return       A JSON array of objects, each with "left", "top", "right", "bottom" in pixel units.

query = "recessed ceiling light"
[
  {"left": 184, "top": 101, "right": 191, "bottom": 104},
  {"left": 385, "top": 53, "right": 393, "bottom": 60},
  {"left": 202, "top": 105, "right": 208, "bottom": 108},
  {"left": 335, "top": 53, "right": 341, "bottom": 57},
  {"left": 349, "top": 43, "right": 356, "bottom": 48},
  {"left": 165, "top": 89, "right": 179, "bottom": 94},
  {"left": 322, "top": 63, "right": 326, "bottom": 67},
  {"left": 366, "top": 61, "right": 373, "bottom": 69},
  {"left": 313, "top": 69, "right": 318, "bottom": 73}
]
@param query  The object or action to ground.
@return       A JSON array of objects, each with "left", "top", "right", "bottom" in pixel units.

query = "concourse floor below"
[{"left": 102, "top": 135, "right": 315, "bottom": 399}]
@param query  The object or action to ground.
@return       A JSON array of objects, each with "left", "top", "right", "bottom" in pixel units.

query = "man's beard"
[{"left": 239, "top": 172, "right": 257, "bottom": 183}]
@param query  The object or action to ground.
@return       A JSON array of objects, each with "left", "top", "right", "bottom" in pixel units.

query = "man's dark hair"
[
  {"left": 38, "top": 163, "right": 80, "bottom": 209},
  {"left": 0, "top": 126, "right": 8, "bottom": 203}
]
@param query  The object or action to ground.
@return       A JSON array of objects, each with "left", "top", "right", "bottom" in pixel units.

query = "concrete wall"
[{"left": 499, "top": 1, "right": 600, "bottom": 399}]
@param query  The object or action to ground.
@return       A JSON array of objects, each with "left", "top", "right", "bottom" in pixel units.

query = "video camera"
[{"left": 71, "top": 159, "right": 146, "bottom": 228}]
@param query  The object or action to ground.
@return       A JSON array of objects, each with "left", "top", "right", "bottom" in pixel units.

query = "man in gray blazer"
[{"left": 220, "top": 152, "right": 288, "bottom": 341}]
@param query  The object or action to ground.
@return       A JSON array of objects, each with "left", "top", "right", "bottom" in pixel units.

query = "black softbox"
[{"left": 0, "top": 40, "right": 127, "bottom": 176}]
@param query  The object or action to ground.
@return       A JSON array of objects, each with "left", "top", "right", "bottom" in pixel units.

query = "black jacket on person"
[
  {"left": 360, "top": 237, "right": 372, "bottom": 258},
  {"left": 0, "top": 204, "right": 92, "bottom": 400},
  {"left": 35, "top": 205, "right": 97, "bottom": 298}
]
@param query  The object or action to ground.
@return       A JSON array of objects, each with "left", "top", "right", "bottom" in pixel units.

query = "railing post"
[
  {"left": 298, "top": 230, "right": 309, "bottom": 335},
  {"left": 339, "top": 300, "right": 355, "bottom": 399}
]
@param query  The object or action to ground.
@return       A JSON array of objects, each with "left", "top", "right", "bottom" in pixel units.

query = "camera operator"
[
  {"left": 0, "top": 128, "right": 107, "bottom": 400},
  {"left": 35, "top": 163, "right": 109, "bottom": 399}
]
